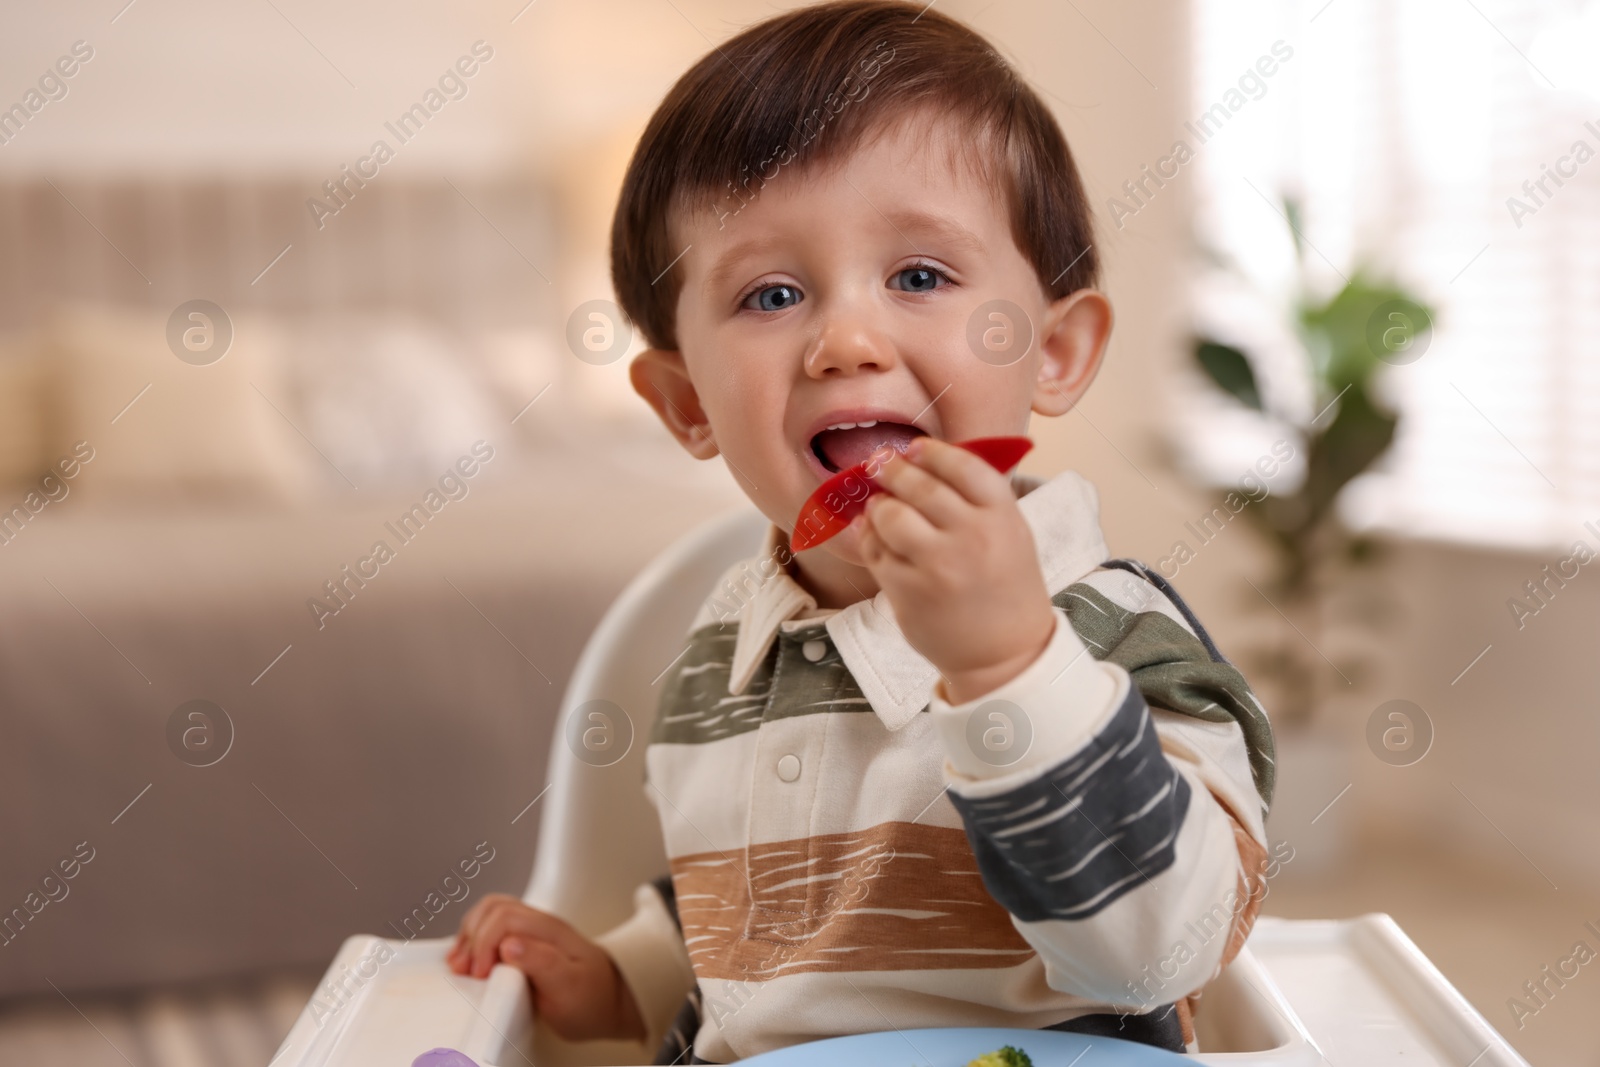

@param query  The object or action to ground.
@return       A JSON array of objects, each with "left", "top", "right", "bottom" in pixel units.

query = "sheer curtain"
[{"left": 1184, "top": 0, "right": 1600, "bottom": 550}]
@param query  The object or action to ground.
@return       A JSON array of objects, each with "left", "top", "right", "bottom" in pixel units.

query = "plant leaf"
[
  {"left": 1301, "top": 383, "right": 1397, "bottom": 530},
  {"left": 1194, "top": 339, "right": 1263, "bottom": 411},
  {"left": 1298, "top": 272, "right": 1435, "bottom": 392},
  {"left": 1283, "top": 196, "right": 1306, "bottom": 264}
]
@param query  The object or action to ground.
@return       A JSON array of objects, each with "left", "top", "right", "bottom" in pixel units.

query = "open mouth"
[{"left": 809, "top": 420, "right": 928, "bottom": 474}]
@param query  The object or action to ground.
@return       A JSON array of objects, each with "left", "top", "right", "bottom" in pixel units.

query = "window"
[{"left": 1185, "top": 0, "right": 1600, "bottom": 550}]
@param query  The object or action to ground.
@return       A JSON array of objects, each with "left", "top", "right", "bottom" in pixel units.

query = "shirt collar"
[{"left": 723, "top": 469, "right": 1111, "bottom": 731}]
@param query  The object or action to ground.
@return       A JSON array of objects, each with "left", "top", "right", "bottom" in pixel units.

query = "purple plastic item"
[{"left": 411, "top": 1049, "right": 479, "bottom": 1067}]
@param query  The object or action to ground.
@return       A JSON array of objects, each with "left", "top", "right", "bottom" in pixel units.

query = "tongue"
[{"left": 814, "top": 423, "right": 924, "bottom": 471}]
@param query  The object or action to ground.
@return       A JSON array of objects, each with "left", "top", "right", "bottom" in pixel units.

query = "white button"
[
  {"left": 801, "top": 639, "right": 827, "bottom": 662},
  {"left": 776, "top": 754, "right": 802, "bottom": 781}
]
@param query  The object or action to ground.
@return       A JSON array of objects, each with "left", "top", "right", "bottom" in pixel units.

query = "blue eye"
[
  {"left": 891, "top": 265, "right": 949, "bottom": 293},
  {"left": 743, "top": 283, "right": 802, "bottom": 312}
]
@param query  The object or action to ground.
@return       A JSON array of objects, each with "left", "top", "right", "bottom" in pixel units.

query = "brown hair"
[{"left": 609, "top": 0, "right": 1098, "bottom": 353}]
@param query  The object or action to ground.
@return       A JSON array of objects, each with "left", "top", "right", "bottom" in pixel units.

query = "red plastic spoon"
[{"left": 790, "top": 435, "right": 1033, "bottom": 552}]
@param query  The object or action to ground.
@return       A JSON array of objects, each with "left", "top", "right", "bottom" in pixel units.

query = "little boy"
[{"left": 451, "top": 2, "right": 1278, "bottom": 1061}]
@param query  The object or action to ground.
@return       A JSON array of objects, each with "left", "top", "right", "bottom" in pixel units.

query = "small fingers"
[
  {"left": 446, "top": 932, "right": 468, "bottom": 973},
  {"left": 862, "top": 492, "right": 940, "bottom": 560},
  {"left": 448, "top": 892, "right": 509, "bottom": 974},
  {"left": 853, "top": 513, "right": 903, "bottom": 571},
  {"left": 854, "top": 511, "right": 927, "bottom": 594},
  {"left": 905, "top": 436, "right": 1014, "bottom": 506},
  {"left": 498, "top": 934, "right": 566, "bottom": 982},
  {"left": 458, "top": 897, "right": 586, "bottom": 979},
  {"left": 457, "top": 892, "right": 514, "bottom": 943},
  {"left": 865, "top": 446, "right": 969, "bottom": 529},
  {"left": 470, "top": 910, "right": 512, "bottom": 978}
]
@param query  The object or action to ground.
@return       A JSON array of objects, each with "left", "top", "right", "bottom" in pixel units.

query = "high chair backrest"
[{"left": 523, "top": 506, "right": 769, "bottom": 936}]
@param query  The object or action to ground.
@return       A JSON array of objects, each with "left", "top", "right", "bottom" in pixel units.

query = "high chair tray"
[
  {"left": 268, "top": 935, "right": 533, "bottom": 1067},
  {"left": 271, "top": 915, "right": 1528, "bottom": 1066},
  {"left": 1212, "top": 914, "right": 1528, "bottom": 1066}
]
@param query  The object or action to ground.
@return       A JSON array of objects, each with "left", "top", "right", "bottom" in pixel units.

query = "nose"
[{"left": 803, "top": 311, "right": 898, "bottom": 379}]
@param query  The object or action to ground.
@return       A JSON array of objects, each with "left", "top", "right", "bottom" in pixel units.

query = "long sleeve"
[
  {"left": 928, "top": 566, "right": 1274, "bottom": 1009},
  {"left": 594, "top": 880, "right": 699, "bottom": 1053}
]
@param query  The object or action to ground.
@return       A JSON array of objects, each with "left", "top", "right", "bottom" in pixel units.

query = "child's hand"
[
  {"left": 853, "top": 437, "right": 1057, "bottom": 705},
  {"left": 447, "top": 893, "right": 646, "bottom": 1043}
]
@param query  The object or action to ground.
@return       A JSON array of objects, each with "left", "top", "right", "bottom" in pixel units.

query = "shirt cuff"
[
  {"left": 930, "top": 606, "right": 1125, "bottom": 783},
  {"left": 594, "top": 882, "right": 698, "bottom": 1053}
]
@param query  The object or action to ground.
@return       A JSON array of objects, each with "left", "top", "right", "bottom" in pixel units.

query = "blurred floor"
[
  {"left": 0, "top": 968, "right": 316, "bottom": 1067},
  {"left": 1, "top": 843, "right": 1586, "bottom": 1065},
  {"left": 1262, "top": 840, "right": 1595, "bottom": 1066}
]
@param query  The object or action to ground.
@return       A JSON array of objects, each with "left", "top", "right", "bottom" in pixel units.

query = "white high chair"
[{"left": 272, "top": 508, "right": 1530, "bottom": 1067}]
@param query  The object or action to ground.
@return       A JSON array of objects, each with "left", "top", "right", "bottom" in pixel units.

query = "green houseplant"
[{"left": 1189, "top": 200, "right": 1434, "bottom": 729}]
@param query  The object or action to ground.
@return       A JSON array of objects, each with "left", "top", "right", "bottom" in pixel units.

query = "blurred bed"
[{"left": 0, "top": 176, "right": 747, "bottom": 999}]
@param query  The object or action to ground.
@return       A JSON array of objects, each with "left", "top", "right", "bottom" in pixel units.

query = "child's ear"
[
  {"left": 629, "top": 348, "right": 719, "bottom": 459},
  {"left": 1030, "top": 288, "right": 1113, "bottom": 417}
]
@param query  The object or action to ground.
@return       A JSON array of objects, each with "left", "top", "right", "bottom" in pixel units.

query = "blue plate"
[{"left": 736, "top": 1027, "right": 1189, "bottom": 1064}]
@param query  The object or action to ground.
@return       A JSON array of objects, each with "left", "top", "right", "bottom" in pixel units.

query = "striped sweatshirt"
[{"left": 595, "top": 469, "right": 1278, "bottom": 1063}]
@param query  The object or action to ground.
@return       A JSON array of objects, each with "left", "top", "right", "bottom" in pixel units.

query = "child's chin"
[{"left": 808, "top": 522, "right": 869, "bottom": 565}]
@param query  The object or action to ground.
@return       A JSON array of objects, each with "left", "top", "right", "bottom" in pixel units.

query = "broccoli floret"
[{"left": 965, "top": 1046, "right": 1033, "bottom": 1067}]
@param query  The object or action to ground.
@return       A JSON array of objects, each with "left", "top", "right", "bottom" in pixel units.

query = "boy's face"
[{"left": 631, "top": 108, "right": 1111, "bottom": 570}]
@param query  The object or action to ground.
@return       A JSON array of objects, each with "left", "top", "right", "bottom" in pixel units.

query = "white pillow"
[
  {"left": 44, "top": 303, "right": 314, "bottom": 502},
  {"left": 285, "top": 316, "right": 503, "bottom": 489}
]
